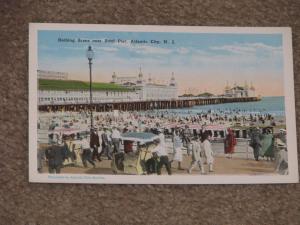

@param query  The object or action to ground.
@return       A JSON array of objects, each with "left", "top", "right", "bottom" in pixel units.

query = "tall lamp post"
[{"left": 86, "top": 45, "right": 94, "bottom": 131}]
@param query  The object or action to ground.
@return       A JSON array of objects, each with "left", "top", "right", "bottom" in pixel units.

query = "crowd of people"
[
  {"left": 39, "top": 125, "right": 218, "bottom": 175},
  {"left": 136, "top": 109, "right": 281, "bottom": 127},
  {"left": 38, "top": 109, "right": 287, "bottom": 175},
  {"left": 44, "top": 109, "right": 282, "bottom": 134}
]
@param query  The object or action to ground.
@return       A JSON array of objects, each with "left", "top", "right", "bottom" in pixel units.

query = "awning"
[{"left": 121, "top": 132, "right": 158, "bottom": 143}]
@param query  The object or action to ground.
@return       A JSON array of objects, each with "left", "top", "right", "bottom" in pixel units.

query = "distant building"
[
  {"left": 38, "top": 68, "right": 178, "bottom": 106},
  {"left": 111, "top": 68, "right": 178, "bottom": 100},
  {"left": 38, "top": 70, "right": 68, "bottom": 80},
  {"left": 224, "top": 81, "right": 256, "bottom": 97},
  {"left": 38, "top": 89, "right": 139, "bottom": 106},
  {"left": 112, "top": 73, "right": 137, "bottom": 86}
]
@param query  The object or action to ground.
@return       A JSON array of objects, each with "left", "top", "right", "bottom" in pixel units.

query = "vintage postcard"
[{"left": 29, "top": 23, "right": 298, "bottom": 184}]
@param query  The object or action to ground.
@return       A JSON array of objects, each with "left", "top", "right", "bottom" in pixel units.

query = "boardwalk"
[
  {"left": 39, "top": 138, "right": 276, "bottom": 175},
  {"left": 39, "top": 96, "right": 261, "bottom": 112},
  {"left": 40, "top": 156, "right": 276, "bottom": 175}
]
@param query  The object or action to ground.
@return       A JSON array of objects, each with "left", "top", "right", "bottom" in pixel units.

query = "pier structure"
[{"left": 38, "top": 96, "right": 261, "bottom": 112}]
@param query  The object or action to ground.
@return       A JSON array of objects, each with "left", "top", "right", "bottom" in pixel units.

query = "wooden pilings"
[{"left": 39, "top": 97, "right": 260, "bottom": 112}]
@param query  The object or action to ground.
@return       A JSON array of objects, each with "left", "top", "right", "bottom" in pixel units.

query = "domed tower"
[
  {"left": 137, "top": 66, "right": 143, "bottom": 84},
  {"left": 244, "top": 81, "right": 249, "bottom": 97},
  {"left": 148, "top": 74, "right": 152, "bottom": 84},
  {"left": 169, "top": 72, "right": 178, "bottom": 99},
  {"left": 225, "top": 81, "right": 230, "bottom": 91},
  {"left": 249, "top": 82, "right": 256, "bottom": 97},
  {"left": 250, "top": 82, "right": 255, "bottom": 90},
  {"left": 224, "top": 81, "right": 231, "bottom": 96},
  {"left": 169, "top": 72, "right": 177, "bottom": 87},
  {"left": 112, "top": 72, "right": 117, "bottom": 83},
  {"left": 244, "top": 81, "right": 249, "bottom": 90}
]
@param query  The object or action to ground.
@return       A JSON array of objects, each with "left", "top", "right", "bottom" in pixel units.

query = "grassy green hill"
[{"left": 39, "top": 79, "right": 132, "bottom": 91}]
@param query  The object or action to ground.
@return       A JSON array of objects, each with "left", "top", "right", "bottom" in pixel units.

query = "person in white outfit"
[
  {"left": 158, "top": 131, "right": 165, "bottom": 149},
  {"left": 80, "top": 137, "right": 96, "bottom": 168},
  {"left": 97, "top": 128, "right": 103, "bottom": 155},
  {"left": 170, "top": 130, "right": 184, "bottom": 170},
  {"left": 188, "top": 135, "right": 205, "bottom": 174},
  {"left": 111, "top": 127, "right": 121, "bottom": 153},
  {"left": 201, "top": 131, "right": 214, "bottom": 172},
  {"left": 152, "top": 138, "right": 172, "bottom": 175}
]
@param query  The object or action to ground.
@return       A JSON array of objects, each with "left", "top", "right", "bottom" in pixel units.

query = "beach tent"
[
  {"left": 202, "top": 124, "right": 227, "bottom": 131},
  {"left": 202, "top": 124, "right": 228, "bottom": 138}
]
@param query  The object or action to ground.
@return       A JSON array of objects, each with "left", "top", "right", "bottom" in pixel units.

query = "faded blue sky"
[{"left": 38, "top": 30, "right": 284, "bottom": 96}]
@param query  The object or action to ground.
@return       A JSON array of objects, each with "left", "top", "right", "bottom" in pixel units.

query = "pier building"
[{"left": 224, "top": 81, "right": 256, "bottom": 97}]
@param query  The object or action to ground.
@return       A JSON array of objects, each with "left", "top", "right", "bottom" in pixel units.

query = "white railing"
[{"left": 39, "top": 97, "right": 179, "bottom": 105}]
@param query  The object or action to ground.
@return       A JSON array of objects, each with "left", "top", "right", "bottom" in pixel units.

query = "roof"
[
  {"left": 197, "top": 92, "right": 214, "bottom": 97},
  {"left": 122, "top": 82, "right": 138, "bottom": 86},
  {"left": 39, "top": 79, "right": 132, "bottom": 91},
  {"left": 203, "top": 125, "right": 227, "bottom": 131},
  {"left": 121, "top": 132, "right": 158, "bottom": 142},
  {"left": 116, "top": 76, "right": 137, "bottom": 80},
  {"left": 146, "top": 83, "right": 168, "bottom": 87},
  {"left": 232, "top": 86, "right": 245, "bottom": 90}
]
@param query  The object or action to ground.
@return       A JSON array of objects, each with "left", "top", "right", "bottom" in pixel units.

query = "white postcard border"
[{"left": 29, "top": 23, "right": 299, "bottom": 184}]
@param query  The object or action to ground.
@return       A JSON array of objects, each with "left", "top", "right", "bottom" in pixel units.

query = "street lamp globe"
[{"left": 86, "top": 45, "right": 94, "bottom": 60}]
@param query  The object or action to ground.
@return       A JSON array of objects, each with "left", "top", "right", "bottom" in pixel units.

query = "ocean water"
[{"left": 159, "top": 96, "right": 285, "bottom": 117}]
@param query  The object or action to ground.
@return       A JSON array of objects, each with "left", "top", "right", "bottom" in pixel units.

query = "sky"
[{"left": 38, "top": 30, "right": 284, "bottom": 96}]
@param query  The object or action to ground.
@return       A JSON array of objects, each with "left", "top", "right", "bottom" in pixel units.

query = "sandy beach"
[
  {"left": 37, "top": 96, "right": 287, "bottom": 177},
  {"left": 40, "top": 154, "right": 276, "bottom": 175}
]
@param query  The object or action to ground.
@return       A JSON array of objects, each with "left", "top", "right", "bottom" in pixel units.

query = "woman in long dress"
[
  {"left": 224, "top": 128, "right": 237, "bottom": 158},
  {"left": 201, "top": 131, "right": 214, "bottom": 172},
  {"left": 170, "top": 130, "right": 184, "bottom": 170},
  {"left": 260, "top": 129, "right": 275, "bottom": 160}
]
